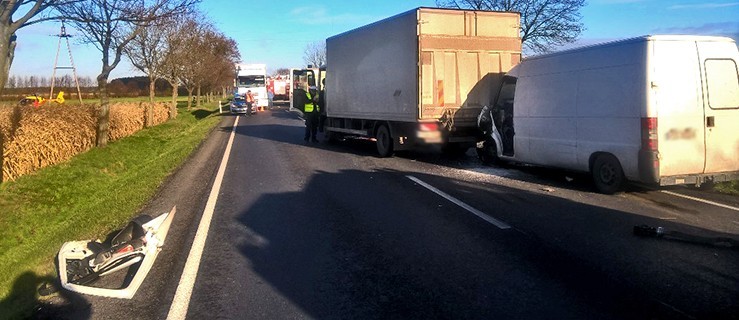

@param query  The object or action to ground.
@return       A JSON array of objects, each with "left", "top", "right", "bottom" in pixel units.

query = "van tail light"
[
  {"left": 641, "top": 117, "right": 658, "bottom": 151},
  {"left": 639, "top": 117, "right": 660, "bottom": 183},
  {"left": 419, "top": 123, "right": 439, "bottom": 132}
]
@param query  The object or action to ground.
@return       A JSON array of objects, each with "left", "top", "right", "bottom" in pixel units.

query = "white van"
[{"left": 477, "top": 35, "right": 739, "bottom": 194}]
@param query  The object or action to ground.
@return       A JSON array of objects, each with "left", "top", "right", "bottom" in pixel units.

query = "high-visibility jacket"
[{"left": 304, "top": 91, "right": 315, "bottom": 113}]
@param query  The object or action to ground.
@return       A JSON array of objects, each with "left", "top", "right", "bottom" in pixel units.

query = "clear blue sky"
[{"left": 9, "top": 0, "right": 739, "bottom": 80}]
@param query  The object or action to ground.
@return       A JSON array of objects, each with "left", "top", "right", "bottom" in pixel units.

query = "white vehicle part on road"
[{"left": 57, "top": 206, "right": 176, "bottom": 299}]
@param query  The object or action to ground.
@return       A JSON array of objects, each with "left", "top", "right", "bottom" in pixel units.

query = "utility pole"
[{"left": 50, "top": 20, "right": 83, "bottom": 104}]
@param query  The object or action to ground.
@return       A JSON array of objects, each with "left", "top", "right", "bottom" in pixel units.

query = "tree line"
[
  {"left": 4, "top": 75, "right": 96, "bottom": 89},
  {"left": 2, "top": 76, "right": 194, "bottom": 101}
]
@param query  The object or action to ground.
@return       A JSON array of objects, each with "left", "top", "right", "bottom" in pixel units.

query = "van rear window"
[{"left": 705, "top": 59, "right": 739, "bottom": 109}]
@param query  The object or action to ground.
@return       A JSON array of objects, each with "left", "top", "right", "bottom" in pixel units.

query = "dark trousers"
[{"left": 304, "top": 112, "right": 319, "bottom": 141}]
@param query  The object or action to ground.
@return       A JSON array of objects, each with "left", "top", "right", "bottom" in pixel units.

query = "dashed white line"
[
  {"left": 661, "top": 190, "right": 739, "bottom": 212},
  {"left": 167, "top": 115, "right": 240, "bottom": 320},
  {"left": 406, "top": 175, "right": 511, "bottom": 230}
]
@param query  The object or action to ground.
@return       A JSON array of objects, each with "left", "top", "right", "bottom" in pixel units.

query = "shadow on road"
[
  {"left": 0, "top": 271, "right": 90, "bottom": 320},
  {"left": 220, "top": 168, "right": 738, "bottom": 319}
]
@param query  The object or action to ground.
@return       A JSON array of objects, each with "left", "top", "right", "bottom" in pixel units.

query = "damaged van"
[{"left": 477, "top": 35, "right": 739, "bottom": 194}]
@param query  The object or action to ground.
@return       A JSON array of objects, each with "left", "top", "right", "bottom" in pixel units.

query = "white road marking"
[
  {"left": 167, "top": 116, "right": 240, "bottom": 320},
  {"left": 406, "top": 175, "right": 511, "bottom": 230},
  {"left": 661, "top": 190, "right": 739, "bottom": 212}
]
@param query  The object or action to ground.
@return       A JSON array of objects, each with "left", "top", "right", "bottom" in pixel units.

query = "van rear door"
[
  {"left": 651, "top": 40, "right": 705, "bottom": 177},
  {"left": 697, "top": 41, "right": 739, "bottom": 173}
]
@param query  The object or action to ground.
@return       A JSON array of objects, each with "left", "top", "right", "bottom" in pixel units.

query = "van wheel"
[
  {"left": 376, "top": 124, "right": 394, "bottom": 157},
  {"left": 592, "top": 154, "right": 624, "bottom": 194},
  {"left": 476, "top": 140, "right": 502, "bottom": 166}
]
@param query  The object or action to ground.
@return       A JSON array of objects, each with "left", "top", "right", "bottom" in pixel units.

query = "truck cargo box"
[{"left": 326, "top": 7, "right": 521, "bottom": 127}]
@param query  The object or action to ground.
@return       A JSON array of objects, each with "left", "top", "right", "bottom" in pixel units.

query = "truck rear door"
[
  {"left": 417, "top": 9, "right": 520, "bottom": 121},
  {"left": 697, "top": 41, "right": 739, "bottom": 173}
]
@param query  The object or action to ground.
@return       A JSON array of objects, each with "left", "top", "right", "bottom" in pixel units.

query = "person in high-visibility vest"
[
  {"left": 303, "top": 86, "right": 320, "bottom": 143},
  {"left": 245, "top": 90, "right": 255, "bottom": 115},
  {"left": 244, "top": 90, "right": 254, "bottom": 116}
]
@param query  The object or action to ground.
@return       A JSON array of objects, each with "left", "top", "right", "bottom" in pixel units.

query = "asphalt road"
[{"left": 37, "top": 106, "right": 739, "bottom": 320}]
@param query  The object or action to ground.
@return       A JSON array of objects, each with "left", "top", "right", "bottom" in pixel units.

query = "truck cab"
[{"left": 235, "top": 64, "right": 269, "bottom": 110}]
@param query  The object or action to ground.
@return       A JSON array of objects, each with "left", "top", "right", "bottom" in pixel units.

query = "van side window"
[
  {"left": 704, "top": 59, "right": 739, "bottom": 109},
  {"left": 496, "top": 76, "right": 517, "bottom": 108}
]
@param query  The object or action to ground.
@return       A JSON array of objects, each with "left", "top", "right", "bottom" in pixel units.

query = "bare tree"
[
  {"left": 303, "top": 41, "right": 326, "bottom": 67},
  {"left": 27, "top": 75, "right": 38, "bottom": 87},
  {"left": 175, "top": 19, "right": 209, "bottom": 111},
  {"left": 125, "top": 16, "right": 173, "bottom": 126},
  {"left": 79, "top": 75, "right": 93, "bottom": 87},
  {"left": 159, "top": 15, "right": 196, "bottom": 118},
  {"left": 170, "top": 17, "right": 238, "bottom": 110},
  {"left": 272, "top": 68, "right": 290, "bottom": 77},
  {"left": 436, "top": 0, "right": 585, "bottom": 53},
  {"left": 60, "top": 74, "right": 73, "bottom": 87},
  {"left": 194, "top": 29, "right": 238, "bottom": 107},
  {"left": 0, "top": 1, "right": 79, "bottom": 92},
  {"left": 125, "top": 17, "right": 170, "bottom": 103},
  {"left": 5, "top": 75, "right": 16, "bottom": 88},
  {"left": 208, "top": 57, "right": 238, "bottom": 101},
  {"left": 57, "top": 0, "right": 199, "bottom": 147}
]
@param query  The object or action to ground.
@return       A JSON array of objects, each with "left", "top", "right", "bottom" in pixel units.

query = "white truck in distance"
[
  {"left": 235, "top": 63, "right": 269, "bottom": 110},
  {"left": 477, "top": 35, "right": 739, "bottom": 194}
]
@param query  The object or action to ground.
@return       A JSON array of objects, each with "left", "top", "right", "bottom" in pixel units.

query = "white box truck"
[
  {"left": 234, "top": 63, "right": 269, "bottom": 111},
  {"left": 323, "top": 7, "right": 522, "bottom": 157},
  {"left": 476, "top": 35, "right": 739, "bottom": 193}
]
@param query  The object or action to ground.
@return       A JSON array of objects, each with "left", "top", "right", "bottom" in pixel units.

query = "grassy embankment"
[
  {"left": 715, "top": 181, "right": 739, "bottom": 195},
  {"left": 0, "top": 101, "right": 223, "bottom": 320}
]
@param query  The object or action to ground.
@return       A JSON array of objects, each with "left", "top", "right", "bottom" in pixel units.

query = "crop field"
[{"left": 1, "top": 101, "right": 171, "bottom": 182}]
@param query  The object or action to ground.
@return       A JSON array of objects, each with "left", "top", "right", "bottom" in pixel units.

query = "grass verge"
[
  {"left": 0, "top": 103, "right": 222, "bottom": 319},
  {"left": 715, "top": 181, "right": 739, "bottom": 196}
]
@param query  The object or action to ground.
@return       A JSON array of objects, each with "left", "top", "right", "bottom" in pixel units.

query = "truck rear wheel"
[
  {"left": 592, "top": 154, "right": 624, "bottom": 194},
  {"left": 325, "top": 130, "right": 342, "bottom": 144},
  {"left": 376, "top": 124, "right": 394, "bottom": 157}
]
